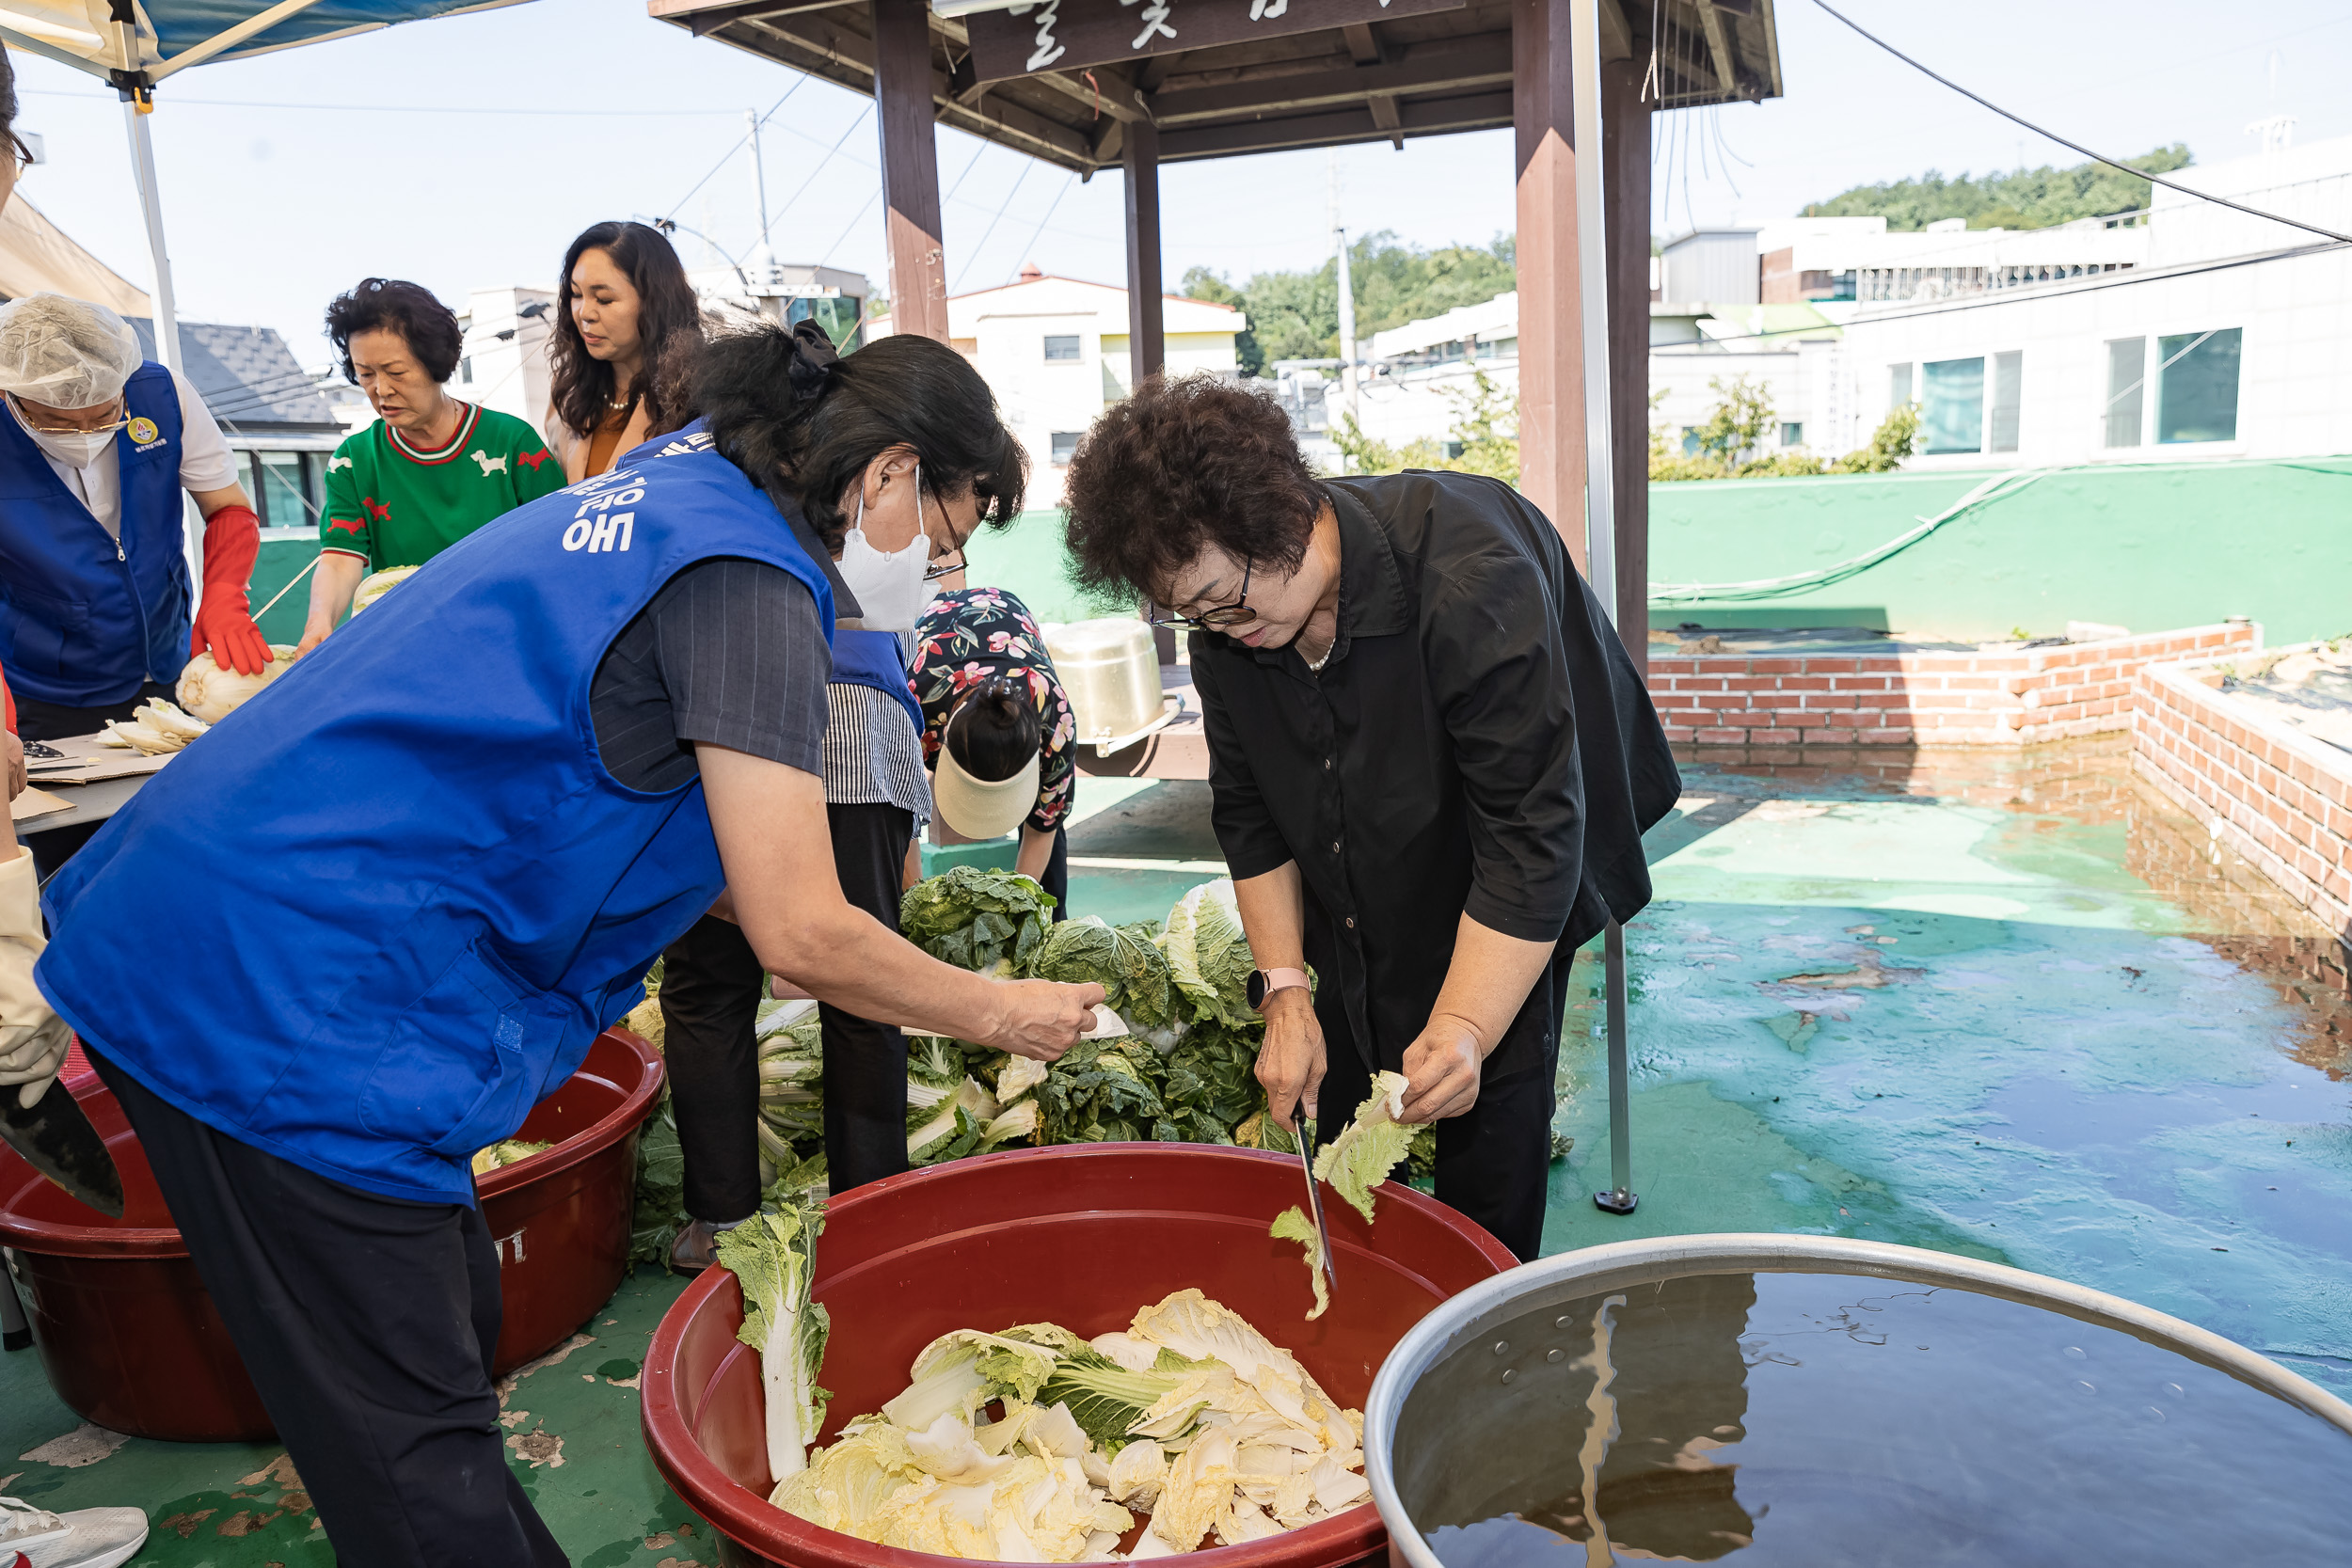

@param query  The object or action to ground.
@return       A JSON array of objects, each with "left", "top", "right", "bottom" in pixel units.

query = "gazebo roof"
[{"left": 648, "top": 0, "right": 1783, "bottom": 176}]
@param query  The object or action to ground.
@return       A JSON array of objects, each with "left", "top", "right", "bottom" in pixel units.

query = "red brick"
[
  {"left": 1748, "top": 657, "right": 1803, "bottom": 674},
  {"left": 1725, "top": 675, "right": 1780, "bottom": 692},
  {"left": 1695, "top": 727, "right": 1747, "bottom": 744},
  {"left": 1779, "top": 675, "right": 1834, "bottom": 692},
  {"left": 1856, "top": 727, "right": 1915, "bottom": 745}
]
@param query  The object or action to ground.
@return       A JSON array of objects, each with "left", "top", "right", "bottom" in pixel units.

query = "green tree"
[
  {"left": 1179, "top": 232, "right": 1517, "bottom": 379},
  {"left": 1827, "top": 404, "right": 1921, "bottom": 474},
  {"left": 1802, "top": 145, "right": 2190, "bottom": 230},
  {"left": 1692, "top": 374, "right": 1775, "bottom": 467}
]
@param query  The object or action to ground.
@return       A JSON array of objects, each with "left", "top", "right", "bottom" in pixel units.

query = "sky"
[{"left": 8, "top": 0, "right": 2351, "bottom": 369}]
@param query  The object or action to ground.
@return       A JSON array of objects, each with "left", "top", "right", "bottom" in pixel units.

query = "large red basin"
[
  {"left": 641, "top": 1142, "right": 1517, "bottom": 1568},
  {"left": 0, "top": 1028, "right": 662, "bottom": 1442}
]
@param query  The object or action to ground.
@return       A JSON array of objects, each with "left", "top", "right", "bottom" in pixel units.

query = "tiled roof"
[{"left": 127, "top": 317, "right": 342, "bottom": 434}]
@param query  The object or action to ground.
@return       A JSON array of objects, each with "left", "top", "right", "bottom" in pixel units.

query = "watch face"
[{"left": 1247, "top": 970, "right": 1268, "bottom": 1009}]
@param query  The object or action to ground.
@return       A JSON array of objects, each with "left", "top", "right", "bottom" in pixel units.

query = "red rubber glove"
[{"left": 190, "top": 503, "right": 272, "bottom": 677}]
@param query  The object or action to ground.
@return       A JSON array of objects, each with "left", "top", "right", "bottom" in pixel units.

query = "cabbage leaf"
[
  {"left": 716, "top": 1192, "right": 832, "bottom": 1482},
  {"left": 1158, "top": 879, "right": 1255, "bottom": 1027},
  {"left": 1025, "top": 915, "right": 1176, "bottom": 1030},
  {"left": 1312, "top": 1070, "right": 1415, "bottom": 1225},
  {"left": 900, "top": 866, "right": 1057, "bottom": 976},
  {"left": 1269, "top": 1206, "right": 1330, "bottom": 1321}
]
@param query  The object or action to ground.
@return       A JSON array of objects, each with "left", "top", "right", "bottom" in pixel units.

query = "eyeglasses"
[
  {"left": 923, "top": 552, "right": 965, "bottom": 582},
  {"left": 1150, "top": 559, "right": 1256, "bottom": 629},
  {"left": 5, "top": 395, "right": 126, "bottom": 438}
]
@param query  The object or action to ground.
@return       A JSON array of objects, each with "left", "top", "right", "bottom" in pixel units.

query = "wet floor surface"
[
  {"left": 4, "top": 736, "right": 2344, "bottom": 1560},
  {"left": 1549, "top": 738, "right": 2351, "bottom": 1401}
]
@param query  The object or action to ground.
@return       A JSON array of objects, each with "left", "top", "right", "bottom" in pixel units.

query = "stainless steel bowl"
[
  {"left": 1045, "top": 617, "right": 1164, "bottom": 744},
  {"left": 1366, "top": 1234, "right": 2352, "bottom": 1568}
]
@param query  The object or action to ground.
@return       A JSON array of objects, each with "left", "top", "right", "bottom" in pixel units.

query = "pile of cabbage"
[
  {"left": 745, "top": 870, "right": 1415, "bottom": 1178},
  {"left": 625, "top": 870, "right": 1441, "bottom": 1261},
  {"left": 742, "top": 1270, "right": 1372, "bottom": 1561}
]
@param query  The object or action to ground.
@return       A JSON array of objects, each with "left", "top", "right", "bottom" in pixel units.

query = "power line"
[
  {"left": 1001, "top": 173, "right": 1079, "bottom": 286},
  {"left": 760, "top": 103, "right": 873, "bottom": 246},
  {"left": 949, "top": 159, "right": 1032, "bottom": 294},
  {"left": 21, "top": 87, "right": 737, "bottom": 117},
  {"left": 661, "top": 78, "right": 808, "bottom": 222},
  {"left": 1808, "top": 0, "right": 2352, "bottom": 247}
]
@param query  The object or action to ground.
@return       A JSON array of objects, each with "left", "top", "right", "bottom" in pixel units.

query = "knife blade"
[
  {"left": 1298, "top": 1115, "right": 1336, "bottom": 1294},
  {"left": 0, "top": 1078, "right": 124, "bottom": 1218}
]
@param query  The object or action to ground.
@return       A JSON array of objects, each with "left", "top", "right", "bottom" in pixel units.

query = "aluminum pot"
[
  {"left": 1045, "top": 618, "right": 1163, "bottom": 744},
  {"left": 1365, "top": 1234, "right": 2352, "bottom": 1568}
]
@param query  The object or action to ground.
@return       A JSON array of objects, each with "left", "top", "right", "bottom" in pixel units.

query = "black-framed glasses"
[
  {"left": 923, "top": 551, "right": 966, "bottom": 582},
  {"left": 1151, "top": 558, "right": 1255, "bottom": 629}
]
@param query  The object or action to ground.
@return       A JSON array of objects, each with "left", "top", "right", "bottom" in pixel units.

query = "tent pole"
[
  {"left": 121, "top": 100, "right": 202, "bottom": 594},
  {"left": 1570, "top": 0, "right": 1638, "bottom": 1218}
]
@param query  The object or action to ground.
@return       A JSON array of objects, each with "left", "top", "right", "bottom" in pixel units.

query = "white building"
[
  {"left": 1836, "top": 134, "right": 2352, "bottom": 469},
  {"left": 930, "top": 266, "right": 1247, "bottom": 504}
]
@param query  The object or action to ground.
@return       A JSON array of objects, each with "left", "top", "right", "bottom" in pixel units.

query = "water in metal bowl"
[{"left": 1388, "top": 1257, "right": 2352, "bottom": 1566}]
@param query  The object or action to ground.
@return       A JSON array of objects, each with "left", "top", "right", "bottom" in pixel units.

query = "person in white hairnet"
[{"left": 0, "top": 293, "right": 270, "bottom": 752}]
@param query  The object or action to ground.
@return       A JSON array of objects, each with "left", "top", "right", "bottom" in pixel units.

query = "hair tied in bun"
[{"left": 784, "top": 318, "right": 840, "bottom": 403}]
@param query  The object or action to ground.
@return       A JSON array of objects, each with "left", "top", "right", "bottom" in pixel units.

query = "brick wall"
[
  {"left": 1649, "top": 623, "right": 2260, "bottom": 748},
  {"left": 2133, "top": 645, "right": 2352, "bottom": 950}
]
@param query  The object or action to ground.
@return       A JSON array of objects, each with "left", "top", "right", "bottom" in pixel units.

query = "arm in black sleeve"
[
  {"left": 1425, "top": 539, "right": 1586, "bottom": 943},
  {"left": 1188, "top": 638, "right": 1294, "bottom": 880}
]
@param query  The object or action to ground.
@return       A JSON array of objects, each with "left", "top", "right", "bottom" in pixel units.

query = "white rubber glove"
[{"left": 0, "top": 845, "right": 71, "bottom": 1109}]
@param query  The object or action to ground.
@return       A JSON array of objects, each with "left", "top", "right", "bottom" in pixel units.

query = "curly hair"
[
  {"left": 698, "top": 323, "right": 1027, "bottom": 555},
  {"left": 1062, "top": 372, "right": 1323, "bottom": 605},
  {"left": 325, "top": 278, "right": 463, "bottom": 386},
  {"left": 548, "top": 221, "right": 707, "bottom": 442}
]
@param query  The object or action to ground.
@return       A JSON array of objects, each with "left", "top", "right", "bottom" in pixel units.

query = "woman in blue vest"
[
  {"left": 0, "top": 293, "right": 272, "bottom": 743},
  {"left": 8, "top": 321, "right": 1102, "bottom": 1567},
  {"left": 614, "top": 405, "right": 953, "bottom": 1267}
]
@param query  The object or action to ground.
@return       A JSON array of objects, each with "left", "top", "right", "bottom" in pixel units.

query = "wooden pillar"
[
  {"left": 871, "top": 0, "right": 947, "bottom": 341},
  {"left": 1602, "top": 53, "right": 1651, "bottom": 668},
  {"left": 1123, "top": 117, "right": 1166, "bottom": 385},
  {"left": 1514, "top": 0, "right": 1586, "bottom": 562}
]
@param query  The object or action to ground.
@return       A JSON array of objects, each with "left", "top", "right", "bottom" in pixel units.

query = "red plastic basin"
[
  {"left": 0, "top": 1028, "right": 662, "bottom": 1442},
  {"left": 641, "top": 1143, "right": 1517, "bottom": 1568}
]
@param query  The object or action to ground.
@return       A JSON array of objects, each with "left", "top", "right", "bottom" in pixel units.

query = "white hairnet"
[{"left": 0, "top": 293, "right": 145, "bottom": 408}]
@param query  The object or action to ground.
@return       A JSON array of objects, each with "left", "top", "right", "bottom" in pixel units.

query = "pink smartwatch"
[{"left": 1247, "top": 967, "right": 1311, "bottom": 1011}]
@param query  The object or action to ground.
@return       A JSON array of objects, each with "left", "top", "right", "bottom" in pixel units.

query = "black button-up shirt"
[{"left": 1189, "top": 471, "right": 1679, "bottom": 1077}]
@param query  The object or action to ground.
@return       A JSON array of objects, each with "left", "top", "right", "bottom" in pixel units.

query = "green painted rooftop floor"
[{"left": 7, "top": 736, "right": 2347, "bottom": 1563}]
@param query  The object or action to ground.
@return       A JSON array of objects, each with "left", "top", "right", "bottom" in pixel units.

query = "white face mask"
[
  {"left": 836, "top": 461, "right": 935, "bottom": 635},
  {"left": 27, "top": 425, "right": 118, "bottom": 469},
  {"left": 9, "top": 397, "right": 120, "bottom": 469}
]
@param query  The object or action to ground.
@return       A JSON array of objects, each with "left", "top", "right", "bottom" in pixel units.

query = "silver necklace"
[{"left": 1304, "top": 641, "right": 1332, "bottom": 673}]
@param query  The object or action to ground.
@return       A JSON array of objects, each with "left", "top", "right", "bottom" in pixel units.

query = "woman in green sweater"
[{"left": 295, "top": 278, "right": 565, "bottom": 655}]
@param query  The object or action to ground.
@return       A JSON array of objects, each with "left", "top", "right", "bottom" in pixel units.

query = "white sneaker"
[{"left": 0, "top": 1496, "right": 149, "bottom": 1568}]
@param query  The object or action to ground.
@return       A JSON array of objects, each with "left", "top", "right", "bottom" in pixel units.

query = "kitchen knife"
[
  {"left": 1298, "top": 1115, "right": 1336, "bottom": 1294},
  {"left": 0, "top": 1078, "right": 124, "bottom": 1218}
]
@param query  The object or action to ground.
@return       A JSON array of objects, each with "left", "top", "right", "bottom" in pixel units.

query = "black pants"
[
  {"left": 662, "top": 802, "right": 914, "bottom": 1219},
  {"left": 1037, "top": 823, "right": 1069, "bottom": 917},
  {"left": 89, "top": 1050, "right": 566, "bottom": 1568},
  {"left": 15, "top": 681, "right": 172, "bottom": 879},
  {"left": 1313, "top": 942, "right": 1574, "bottom": 1264}
]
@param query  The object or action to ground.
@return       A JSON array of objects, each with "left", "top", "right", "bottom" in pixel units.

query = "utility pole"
[
  {"left": 1330, "top": 153, "right": 1359, "bottom": 427},
  {"left": 747, "top": 107, "right": 772, "bottom": 244}
]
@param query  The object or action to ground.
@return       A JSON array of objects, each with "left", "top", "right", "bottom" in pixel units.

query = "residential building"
[
  {"left": 921, "top": 265, "right": 1246, "bottom": 504},
  {"left": 1837, "top": 134, "right": 2352, "bottom": 468}
]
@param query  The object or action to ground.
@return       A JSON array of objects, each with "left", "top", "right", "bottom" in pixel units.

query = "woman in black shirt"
[{"left": 1061, "top": 375, "right": 1678, "bottom": 1260}]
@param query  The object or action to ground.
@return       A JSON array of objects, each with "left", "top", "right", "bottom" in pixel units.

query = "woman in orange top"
[{"left": 545, "top": 221, "right": 706, "bottom": 481}]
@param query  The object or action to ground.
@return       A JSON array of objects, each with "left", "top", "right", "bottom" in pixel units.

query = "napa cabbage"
[
  {"left": 1158, "top": 879, "right": 1256, "bottom": 1027},
  {"left": 715, "top": 1192, "right": 831, "bottom": 1482},
  {"left": 1268, "top": 1206, "right": 1330, "bottom": 1321},
  {"left": 900, "top": 866, "right": 1057, "bottom": 976}
]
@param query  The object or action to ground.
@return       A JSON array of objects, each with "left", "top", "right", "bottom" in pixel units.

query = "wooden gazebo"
[{"left": 650, "top": 0, "right": 1782, "bottom": 632}]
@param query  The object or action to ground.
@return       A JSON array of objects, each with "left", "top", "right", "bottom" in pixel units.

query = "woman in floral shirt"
[{"left": 908, "top": 584, "right": 1077, "bottom": 910}]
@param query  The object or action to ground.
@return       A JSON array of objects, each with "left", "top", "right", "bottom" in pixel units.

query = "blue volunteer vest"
[
  {"left": 0, "top": 362, "right": 193, "bottom": 705},
  {"left": 36, "top": 449, "right": 834, "bottom": 1204},
  {"left": 620, "top": 420, "right": 922, "bottom": 735}
]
